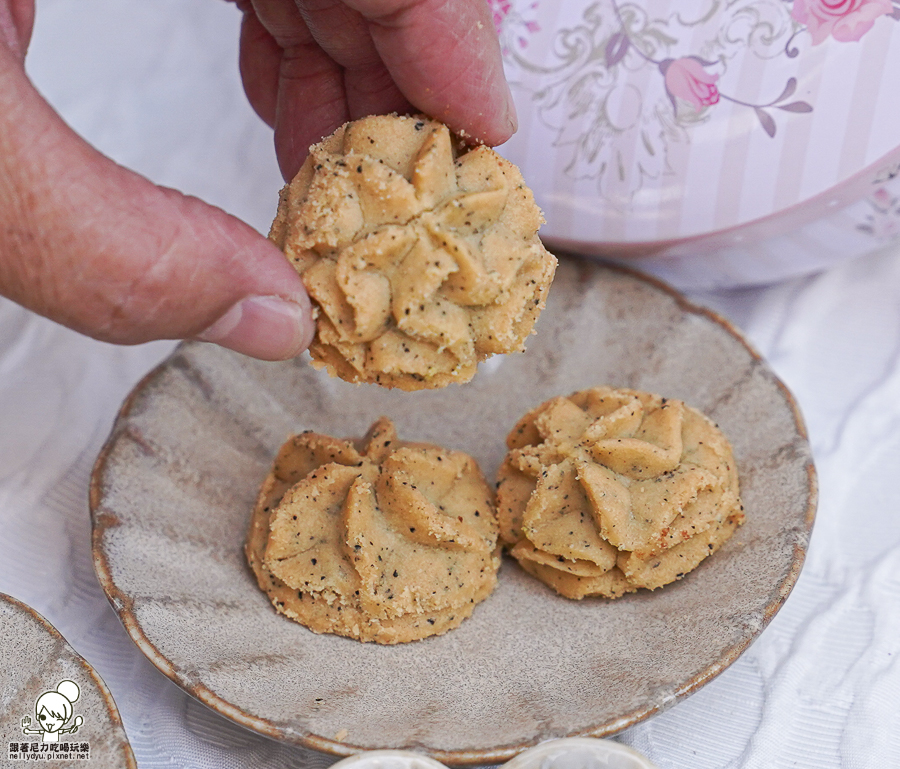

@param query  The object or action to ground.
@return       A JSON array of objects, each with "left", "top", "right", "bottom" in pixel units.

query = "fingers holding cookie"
[{"left": 270, "top": 114, "right": 557, "bottom": 390}]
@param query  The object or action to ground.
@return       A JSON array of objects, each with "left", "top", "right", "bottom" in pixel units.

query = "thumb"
[{"left": 0, "top": 44, "right": 313, "bottom": 361}]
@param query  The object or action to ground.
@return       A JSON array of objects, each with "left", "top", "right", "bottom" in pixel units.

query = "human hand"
[
  {"left": 0, "top": 0, "right": 317, "bottom": 360},
  {"left": 0, "top": 0, "right": 513, "bottom": 360},
  {"left": 232, "top": 0, "right": 517, "bottom": 180}
]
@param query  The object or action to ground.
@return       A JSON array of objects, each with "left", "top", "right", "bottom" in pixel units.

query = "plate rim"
[{"left": 0, "top": 592, "right": 138, "bottom": 769}]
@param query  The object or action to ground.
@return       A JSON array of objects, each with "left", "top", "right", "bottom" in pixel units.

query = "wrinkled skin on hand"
[
  {"left": 0, "top": 0, "right": 514, "bottom": 360},
  {"left": 232, "top": 0, "right": 517, "bottom": 180}
]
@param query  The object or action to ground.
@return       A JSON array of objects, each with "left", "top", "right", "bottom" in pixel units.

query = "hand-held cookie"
[
  {"left": 496, "top": 387, "right": 744, "bottom": 599},
  {"left": 246, "top": 418, "right": 501, "bottom": 643},
  {"left": 269, "top": 114, "right": 557, "bottom": 390}
]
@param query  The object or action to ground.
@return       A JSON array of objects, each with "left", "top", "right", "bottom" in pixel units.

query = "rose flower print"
[
  {"left": 792, "top": 0, "right": 894, "bottom": 45},
  {"left": 662, "top": 57, "right": 721, "bottom": 112}
]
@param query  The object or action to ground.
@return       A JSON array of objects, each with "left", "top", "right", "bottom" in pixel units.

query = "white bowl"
[
  {"left": 326, "top": 739, "right": 657, "bottom": 769},
  {"left": 494, "top": 0, "right": 900, "bottom": 287},
  {"left": 504, "top": 738, "right": 658, "bottom": 769},
  {"left": 329, "top": 751, "right": 450, "bottom": 769}
]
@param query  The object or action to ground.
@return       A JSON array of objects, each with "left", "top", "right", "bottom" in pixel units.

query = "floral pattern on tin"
[
  {"left": 857, "top": 162, "right": 900, "bottom": 240},
  {"left": 488, "top": 0, "right": 541, "bottom": 53},
  {"left": 791, "top": 0, "right": 897, "bottom": 46},
  {"left": 497, "top": 0, "right": 898, "bottom": 203}
]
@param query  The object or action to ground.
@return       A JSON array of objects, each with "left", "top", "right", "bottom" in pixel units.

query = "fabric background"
[{"left": 1, "top": 1, "right": 898, "bottom": 766}]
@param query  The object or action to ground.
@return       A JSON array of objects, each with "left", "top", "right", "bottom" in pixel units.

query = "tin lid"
[{"left": 494, "top": 0, "right": 900, "bottom": 250}]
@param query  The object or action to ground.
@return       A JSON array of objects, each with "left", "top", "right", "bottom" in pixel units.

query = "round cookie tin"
[{"left": 494, "top": 0, "right": 900, "bottom": 287}]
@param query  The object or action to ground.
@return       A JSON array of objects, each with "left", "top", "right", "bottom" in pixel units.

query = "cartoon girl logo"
[{"left": 20, "top": 680, "right": 83, "bottom": 743}]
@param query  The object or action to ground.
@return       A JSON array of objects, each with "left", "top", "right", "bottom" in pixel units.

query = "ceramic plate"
[
  {"left": 90, "top": 258, "right": 816, "bottom": 764},
  {"left": 0, "top": 593, "right": 136, "bottom": 768}
]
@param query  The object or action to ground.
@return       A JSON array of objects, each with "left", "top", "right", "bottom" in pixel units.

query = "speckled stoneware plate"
[
  {"left": 0, "top": 593, "right": 136, "bottom": 768},
  {"left": 90, "top": 258, "right": 816, "bottom": 764}
]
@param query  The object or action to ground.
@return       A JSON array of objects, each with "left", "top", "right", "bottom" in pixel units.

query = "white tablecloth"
[{"left": 1, "top": 1, "right": 898, "bottom": 767}]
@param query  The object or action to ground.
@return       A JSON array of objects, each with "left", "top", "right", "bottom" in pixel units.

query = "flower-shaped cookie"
[
  {"left": 269, "top": 114, "right": 557, "bottom": 390},
  {"left": 246, "top": 417, "right": 500, "bottom": 643},
  {"left": 496, "top": 387, "right": 743, "bottom": 599}
]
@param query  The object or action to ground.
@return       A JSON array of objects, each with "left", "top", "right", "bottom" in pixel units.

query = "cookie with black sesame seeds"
[
  {"left": 245, "top": 417, "right": 501, "bottom": 643},
  {"left": 496, "top": 386, "right": 744, "bottom": 598},
  {"left": 269, "top": 113, "right": 557, "bottom": 390}
]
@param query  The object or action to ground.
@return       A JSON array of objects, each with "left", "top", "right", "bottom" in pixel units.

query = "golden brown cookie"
[
  {"left": 496, "top": 387, "right": 743, "bottom": 598},
  {"left": 246, "top": 418, "right": 500, "bottom": 643},
  {"left": 269, "top": 114, "right": 557, "bottom": 390}
]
